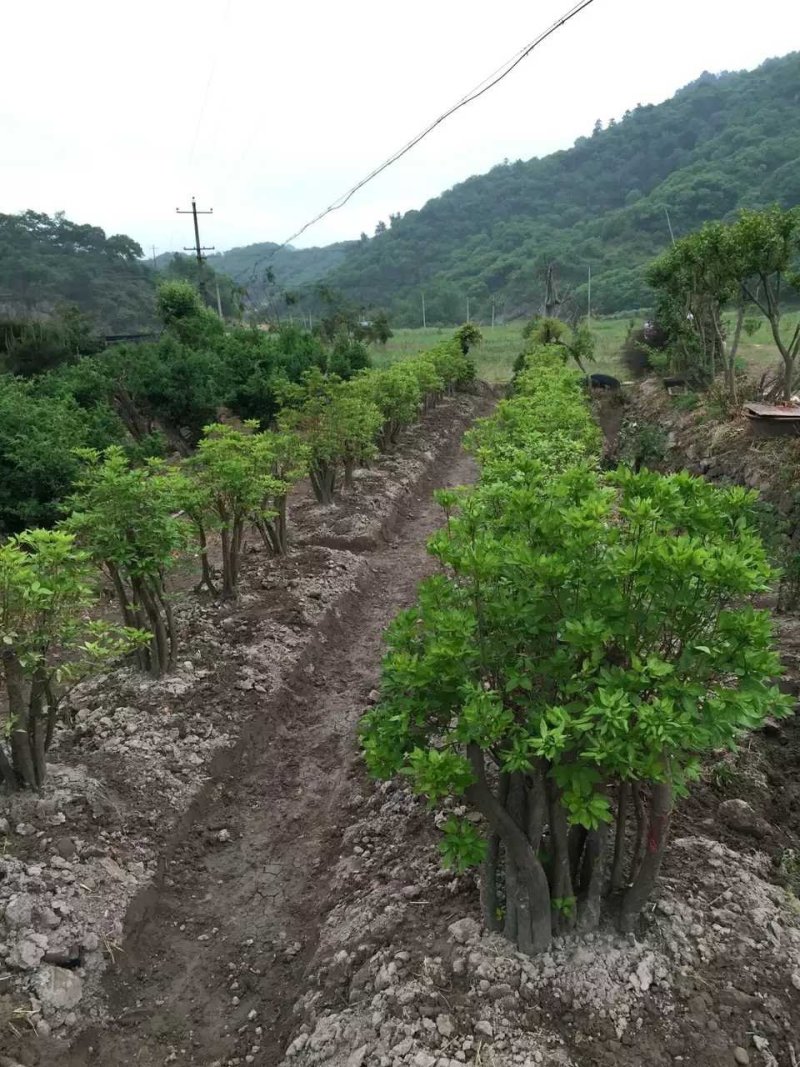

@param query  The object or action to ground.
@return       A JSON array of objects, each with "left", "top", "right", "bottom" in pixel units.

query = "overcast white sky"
[{"left": 2, "top": 0, "right": 798, "bottom": 256}]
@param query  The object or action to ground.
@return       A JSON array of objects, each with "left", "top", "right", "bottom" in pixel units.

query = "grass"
[
  {"left": 369, "top": 313, "right": 792, "bottom": 385},
  {"left": 370, "top": 324, "right": 524, "bottom": 384}
]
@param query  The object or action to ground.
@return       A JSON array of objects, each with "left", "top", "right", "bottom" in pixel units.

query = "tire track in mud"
[{"left": 62, "top": 414, "right": 486, "bottom": 1067}]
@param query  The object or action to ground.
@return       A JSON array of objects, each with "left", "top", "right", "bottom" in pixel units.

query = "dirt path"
[{"left": 63, "top": 433, "right": 481, "bottom": 1067}]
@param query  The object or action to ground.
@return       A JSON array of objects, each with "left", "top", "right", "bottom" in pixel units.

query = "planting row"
[
  {"left": 361, "top": 339, "right": 791, "bottom": 954},
  {"left": 0, "top": 333, "right": 476, "bottom": 793}
]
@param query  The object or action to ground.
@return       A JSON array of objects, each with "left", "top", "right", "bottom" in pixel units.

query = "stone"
[
  {"left": 217, "top": 829, "right": 231, "bottom": 843},
  {"left": 448, "top": 917, "right": 480, "bottom": 945},
  {"left": 717, "top": 799, "right": 769, "bottom": 837},
  {"left": 635, "top": 956, "right": 654, "bottom": 992},
  {"left": 0, "top": 817, "right": 9, "bottom": 835},
  {"left": 413, "top": 1054, "right": 436, "bottom": 1067},
  {"left": 475, "top": 1021, "right": 493, "bottom": 1039},
  {"left": 9, "top": 937, "right": 46, "bottom": 970},
  {"left": 34, "top": 965, "right": 83, "bottom": 1011},
  {"left": 733, "top": 1048, "right": 749, "bottom": 1066},
  {"left": 347, "top": 1046, "right": 368, "bottom": 1067},
  {"left": 436, "top": 1014, "right": 455, "bottom": 1038},
  {"left": 791, "top": 972, "right": 800, "bottom": 992},
  {"left": 4, "top": 895, "right": 34, "bottom": 929}
]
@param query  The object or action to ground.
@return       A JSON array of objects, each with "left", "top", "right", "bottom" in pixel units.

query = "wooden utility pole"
[
  {"left": 176, "top": 197, "right": 214, "bottom": 264},
  {"left": 151, "top": 245, "right": 158, "bottom": 269},
  {"left": 215, "top": 281, "right": 224, "bottom": 318},
  {"left": 587, "top": 264, "right": 591, "bottom": 322},
  {"left": 664, "top": 206, "right": 676, "bottom": 246},
  {"left": 466, "top": 296, "right": 471, "bottom": 322},
  {"left": 491, "top": 297, "right": 496, "bottom": 329},
  {"left": 421, "top": 291, "right": 427, "bottom": 329}
]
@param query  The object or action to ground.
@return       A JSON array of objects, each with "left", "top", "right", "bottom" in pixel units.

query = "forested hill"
[
  {"left": 315, "top": 51, "right": 800, "bottom": 324},
  {"left": 0, "top": 211, "right": 157, "bottom": 332}
]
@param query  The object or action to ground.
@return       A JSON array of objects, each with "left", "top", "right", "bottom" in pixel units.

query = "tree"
[
  {"left": 647, "top": 222, "right": 746, "bottom": 395},
  {"left": 279, "top": 372, "right": 381, "bottom": 503},
  {"left": 647, "top": 207, "right": 800, "bottom": 400},
  {"left": 64, "top": 448, "right": 186, "bottom": 676},
  {"left": 361, "top": 346, "right": 788, "bottom": 955},
  {"left": 0, "top": 530, "right": 143, "bottom": 791},
  {"left": 734, "top": 206, "right": 800, "bottom": 401},
  {"left": 183, "top": 424, "right": 287, "bottom": 598}
]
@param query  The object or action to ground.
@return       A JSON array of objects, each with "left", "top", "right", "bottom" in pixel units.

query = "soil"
[
  {"left": 0, "top": 389, "right": 494, "bottom": 1066},
  {"left": 3, "top": 380, "right": 800, "bottom": 1067}
]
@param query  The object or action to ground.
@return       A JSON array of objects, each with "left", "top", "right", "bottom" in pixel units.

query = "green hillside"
[
  {"left": 0, "top": 211, "right": 157, "bottom": 332},
  {"left": 279, "top": 52, "right": 800, "bottom": 324}
]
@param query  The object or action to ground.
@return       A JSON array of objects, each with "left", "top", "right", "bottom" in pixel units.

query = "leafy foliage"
[
  {"left": 361, "top": 343, "right": 789, "bottom": 955},
  {"left": 0, "top": 529, "right": 144, "bottom": 790}
]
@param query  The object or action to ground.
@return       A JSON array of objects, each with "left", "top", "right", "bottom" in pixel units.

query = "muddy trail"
[{"left": 58, "top": 426, "right": 482, "bottom": 1066}]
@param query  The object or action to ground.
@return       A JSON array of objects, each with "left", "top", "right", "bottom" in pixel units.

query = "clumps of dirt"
[
  {"left": 0, "top": 391, "right": 487, "bottom": 1040},
  {"left": 279, "top": 769, "right": 800, "bottom": 1067}
]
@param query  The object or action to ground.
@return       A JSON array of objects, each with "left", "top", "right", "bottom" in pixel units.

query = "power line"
[
  {"left": 187, "top": 0, "right": 234, "bottom": 170},
  {"left": 242, "top": 0, "right": 598, "bottom": 292}
]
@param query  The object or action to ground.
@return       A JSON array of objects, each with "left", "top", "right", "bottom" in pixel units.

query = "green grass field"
[{"left": 371, "top": 313, "right": 794, "bottom": 385}]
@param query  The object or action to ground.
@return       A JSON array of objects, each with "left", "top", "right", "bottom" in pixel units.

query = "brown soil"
[{"left": 35, "top": 401, "right": 488, "bottom": 1066}]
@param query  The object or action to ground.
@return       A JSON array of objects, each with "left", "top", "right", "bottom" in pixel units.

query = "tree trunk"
[
  {"left": 465, "top": 745, "right": 551, "bottom": 954},
  {"left": 481, "top": 830, "right": 502, "bottom": 932},
  {"left": 153, "top": 581, "right": 178, "bottom": 670},
  {"left": 220, "top": 528, "right": 236, "bottom": 599},
  {"left": 578, "top": 823, "right": 608, "bottom": 932},
  {"left": 344, "top": 459, "right": 355, "bottom": 489},
  {"left": 547, "top": 780, "right": 576, "bottom": 933},
  {"left": 107, "top": 564, "right": 149, "bottom": 672},
  {"left": 619, "top": 780, "right": 673, "bottom": 933},
  {"left": 0, "top": 744, "right": 17, "bottom": 792},
  {"left": 3, "top": 652, "right": 37, "bottom": 790},
  {"left": 631, "top": 782, "right": 648, "bottom": 881},
  {"left": 196, "top": 526, "right": 217, "bottom": 595},
  {"left": 611, "top": 782, "right": 630, "bottom": 890}
]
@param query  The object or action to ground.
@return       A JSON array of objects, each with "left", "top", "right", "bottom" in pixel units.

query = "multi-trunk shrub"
[{"left": 361, "top": 344, "right": 789, "bottom": 954}]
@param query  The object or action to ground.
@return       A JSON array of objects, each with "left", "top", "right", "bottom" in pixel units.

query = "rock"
[
  {"left": 34, "top": 964, "right": 83, "bottom": 1010},
  {"left": 4, "top": 894, "right": 34, "bottom": 929},
  {"left": 15, "top": 822, "right": 34, "bottom": 836},
  {"left": 448, "top": 917, "right": 480, "bottom": 945},
  {"left": 82, "top": 931, "right": 100, "bottom": 952},
  {"left": 0, "top": 817, "right": 9, "bottom": 835},
  {"left": 733, "top": 1048, "right": 749, "bottom": 1066},
  {"left": 717, "top": 799, "right": 769, "bottom": 836},
  {"left": 54, "top": 836, "right": 76, "bottom": 862},
  {"left": 347, "top": 1047, "right": 368, "bottom": 1067},
  {"left": 791, "top": 971, "right": 800, "bottom": 992},
  {"left": 436, "top": 1014, "right": 455, "bottom": 1037},
  {"left": 635, "top": 956, "right": 654, "bottom": 992},
  {"left": 475, "top": 1021, "right": 493, "bottom": 1039},
  {"left": 9, "top": 937, "right": 46, "bottom": 970},
  {"left": 413, "top": 1054, "right": 436, "bottom": 1067},
  {"left": 216, "top": 829, "right": 231, "bottom": 843}
]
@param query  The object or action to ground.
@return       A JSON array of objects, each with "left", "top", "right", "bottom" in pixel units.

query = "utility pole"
[
  {"left": 466, "top": 296, "right": 471, "bottom": 322},
  {"left": 491, "top": 297, "right": 496, "bottom": 329},
  {"left": 176, "top": 197, "right": 214, "bottom": 264},
  {"left": 587, "top": 264, "right": 591, "bottom": 322},
  {"left": 215, "top": 281, "right": 224, "bottom": 319},
  {"left": 151, "top": 245, "right": 158, "bottom": 269},
  {"left": 421, "top": 291, "right": 427, "bottom": 329},
  {"left": 664, "top": 205, "right": 676, "bottom": 246}
]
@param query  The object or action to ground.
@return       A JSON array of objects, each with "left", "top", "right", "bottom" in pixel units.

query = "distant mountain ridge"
[
  {"left": 220, "top": 51, "right": 800, "bottom": 325},
  {"left": 3, "top": 52, "right": 799, "bottom": 330}
]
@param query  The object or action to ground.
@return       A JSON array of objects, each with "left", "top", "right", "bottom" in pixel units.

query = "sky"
[{"left": 2, "top": 0, "right": 799, "bottom": 256}]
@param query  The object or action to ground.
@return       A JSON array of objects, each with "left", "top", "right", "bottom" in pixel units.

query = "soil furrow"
[{"left": 63, "top": 426, "right": 481, "bottom": 1066}]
